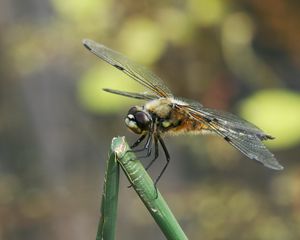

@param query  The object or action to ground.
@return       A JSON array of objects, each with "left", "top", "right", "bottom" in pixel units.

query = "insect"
[{"left": 82, "top": 39, "right": 283, "bottom": 184}]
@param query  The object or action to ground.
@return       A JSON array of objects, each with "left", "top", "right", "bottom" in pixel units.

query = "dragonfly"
[{"left": 82, "top": 39, "right": 283, "bottom": 184}]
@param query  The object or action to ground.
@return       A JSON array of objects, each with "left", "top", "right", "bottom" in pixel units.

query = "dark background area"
[{"left": 0, "top": 0, "right": 300, "bottom": 239}]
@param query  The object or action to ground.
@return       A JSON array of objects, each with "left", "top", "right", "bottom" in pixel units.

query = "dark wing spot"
[
  {"left": 265, "top": 134, "right": 275, "bottom": 140},
  {"left": 203, "top": 117, "right": 219, "bottom": 123},
  {"left": 113, "top": 64, "right": 125, "bottom": 71},
  {"left": 203, "top": 117, "right": 212, "bottom": 123},
  {"left": 257, "top": 133, "right": 275, "bottom": 141},
  {"left": 212, "top": 118, "right": 219, "bottom": 123},
  {"left": 224, "top": 136, "right": 231, "bottom": 142},
  {"left": 83, "top": 42, "right": 92, "bottom": 51}
]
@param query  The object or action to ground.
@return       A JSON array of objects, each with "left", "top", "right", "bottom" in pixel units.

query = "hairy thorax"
[{"left": 144, "top": 98, "right": 211, "bottom": 136}]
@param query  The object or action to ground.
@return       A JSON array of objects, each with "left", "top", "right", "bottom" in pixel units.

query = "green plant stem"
[
  {"left": 112, "top": 136, "right": 188, "bottom": 240},
  {"left": 96, "top": 145, "right": 120, "bottom": 240}
]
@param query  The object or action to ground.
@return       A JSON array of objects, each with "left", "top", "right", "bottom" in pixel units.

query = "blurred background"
[{"left": 1, "top": 0, "right": 300, "bottom": 239}]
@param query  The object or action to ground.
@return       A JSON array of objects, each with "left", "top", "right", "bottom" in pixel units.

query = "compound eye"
[
  {"left": 128, "top": 106, "right": 138, "bottom": 115},
  {"left": 135, "top": 112, "right": 151, "bottom": 130}
]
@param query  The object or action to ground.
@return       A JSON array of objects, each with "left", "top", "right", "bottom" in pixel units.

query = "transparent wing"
[
  {"left": 181, "top": 101, "right": 283, "bottom": 170},
  {"left": 83, "top": 39, "right": 173, "bottom": 98},
  {"left": 103, "top": 88, "right": 158, "bottom": 100}
]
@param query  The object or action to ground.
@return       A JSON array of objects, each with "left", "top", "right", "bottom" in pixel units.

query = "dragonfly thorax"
[{"left": 125, "top": 106, "right": 153, "bottom": 134}]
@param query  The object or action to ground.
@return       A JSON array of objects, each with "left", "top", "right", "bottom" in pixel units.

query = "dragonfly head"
[{"left": 125, "top": 106, "right": 152, "bottom": 134}]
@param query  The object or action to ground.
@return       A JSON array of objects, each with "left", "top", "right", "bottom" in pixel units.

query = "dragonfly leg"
[
  {"left": 145, "top": 137, "right": 159, "bottom": 170},
  {"left": 131, "top": 134, "right": 146, "bottom": 148},
  {"left": 126, "top": 133, "right": 153, "bottom": 188},
  {"left": 130, "top": 133, "right": 153, "bottom": 157},
  {"left": 154, "top": 135, "right": 170, "bottom": 186}
]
